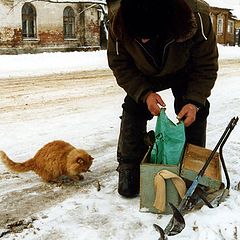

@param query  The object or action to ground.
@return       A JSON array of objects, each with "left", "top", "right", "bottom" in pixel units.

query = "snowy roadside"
[{"left": 0, "top": 44, "right": 240, "bottom": 79}]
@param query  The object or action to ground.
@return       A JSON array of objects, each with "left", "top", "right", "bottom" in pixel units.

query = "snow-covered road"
[{"left": 0, "top": 58, "right": 239, "bottom": 240}]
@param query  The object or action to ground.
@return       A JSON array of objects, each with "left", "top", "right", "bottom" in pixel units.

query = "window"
[
  {"left": 63, "top": 7, "right": 75, "bottom": 39},
  {"left": 22, "top": 3, "right": 36, "bottom": 38},
  {"left": 217, "top": 17, "right": 224, "bottom": 34},
  {"left": 228, "top": 20, "right": 234, "bottom": 34}
]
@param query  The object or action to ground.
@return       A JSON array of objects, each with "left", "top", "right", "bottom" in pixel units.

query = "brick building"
[{"left": 0, "top": 0, "right": 107, "bottom": 54}]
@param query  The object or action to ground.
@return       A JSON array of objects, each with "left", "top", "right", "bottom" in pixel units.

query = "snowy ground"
[{"left": 0, "top": 45, "right": 240, "bottom": 240}]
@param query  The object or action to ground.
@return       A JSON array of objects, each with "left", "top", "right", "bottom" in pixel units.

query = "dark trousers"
[{"left": 117, "top": 88, "right": 210, "bottom": 165}]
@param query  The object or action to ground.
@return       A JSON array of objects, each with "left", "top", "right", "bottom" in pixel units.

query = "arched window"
[
  {"left": 22, "top": 3, "right": 36, "bottom": 38},
  {"left": 63, "top": 7, "right": 75, "bottom": 39}
]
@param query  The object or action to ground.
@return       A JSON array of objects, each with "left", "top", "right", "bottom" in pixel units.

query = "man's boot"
[{"left": 117, "top": 163, "right": 140, "bottom": 198}]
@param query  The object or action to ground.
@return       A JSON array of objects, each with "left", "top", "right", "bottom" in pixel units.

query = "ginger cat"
[{"left": 0, "top": 140, "right": 94, "bottom": 183}]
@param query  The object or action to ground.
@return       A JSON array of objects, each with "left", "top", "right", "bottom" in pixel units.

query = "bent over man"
[{"left": 107, "top": 0, "right": 218, "bottom": 198}]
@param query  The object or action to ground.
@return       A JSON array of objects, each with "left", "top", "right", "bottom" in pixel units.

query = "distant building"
[
  {"left": 205, "top": 0, "right": 239, "bottom": 46},
  {"left": 210, "top": 6, "right": 237, "bottom": 46},
  {"left": 0, "top": 0, "right": 107, "bottom": 54}
]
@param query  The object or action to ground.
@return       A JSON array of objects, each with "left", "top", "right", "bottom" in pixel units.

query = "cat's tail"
[{"left": 0, "top": 151, "right": 34, "bottom": 173}]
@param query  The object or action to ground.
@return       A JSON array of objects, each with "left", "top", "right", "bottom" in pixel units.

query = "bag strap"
[{"left": 153, "top": 170, "right": 186, "bottom": 212}]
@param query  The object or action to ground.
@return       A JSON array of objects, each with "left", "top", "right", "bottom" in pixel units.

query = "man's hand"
[
  {"left": 146, "top": 92, "right": 166, "bottom": 116},
  {"left": 177, "top": 103, "right": 199, "bottom": 127}
]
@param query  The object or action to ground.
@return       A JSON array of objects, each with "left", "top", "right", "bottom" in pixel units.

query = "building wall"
[
  {"left": 0, "top": 0, "right": 102, "bottom": 54},
  {"left": 83, "top": 5, "right": 101, "bottom": 47},
  {"left": 236, "top": 20, "right": 240, "bottom": 46},
  {"left": 236, "top": 20, "right": 240, "bottom": 29}
]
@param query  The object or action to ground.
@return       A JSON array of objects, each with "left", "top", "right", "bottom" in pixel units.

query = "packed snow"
[
  {"left": 0, "top": 45, "right": 239, "bottom": 79},
  {"left": 0, "top": 44, "right": 240, "bottom": 240}
]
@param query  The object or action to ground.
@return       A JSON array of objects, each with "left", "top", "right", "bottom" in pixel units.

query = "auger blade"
[
  {"left": 153, "top": 203, "right": 185, "bottom": 239},
  {"left": 153, "top": 223, "right": 167, "bottom": 240},
  {"left": 167, "top": 203, "right": 185, "bottom": 236}
]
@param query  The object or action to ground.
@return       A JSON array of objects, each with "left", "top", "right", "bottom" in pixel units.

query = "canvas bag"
[{"left": 150, "top": 109, "right": 186, "bottom": 165}]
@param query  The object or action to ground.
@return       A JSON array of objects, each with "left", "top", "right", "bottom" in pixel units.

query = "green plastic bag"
[{"left": 150, "top": 109, "right": 185, "bottom": 165}]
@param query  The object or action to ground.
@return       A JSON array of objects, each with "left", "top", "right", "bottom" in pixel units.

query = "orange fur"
[{"left": 0, "top": 140, "right": 94, "bottom": 182}]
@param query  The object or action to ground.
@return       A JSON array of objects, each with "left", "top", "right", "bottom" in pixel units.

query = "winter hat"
[{"left": 120, "top": 0, "right": 193, "bottom": 39}]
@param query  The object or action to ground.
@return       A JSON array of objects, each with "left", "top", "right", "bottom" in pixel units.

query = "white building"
[{"left": 0, "top": 0, "right": 107, "bottom": 54}]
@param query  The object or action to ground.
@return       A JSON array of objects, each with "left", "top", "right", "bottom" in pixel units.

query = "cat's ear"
[{"left": 89, "top": 155, "right": 94, "bottom": 161}]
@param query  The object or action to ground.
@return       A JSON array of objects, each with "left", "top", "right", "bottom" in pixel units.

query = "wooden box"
[
  {"left": 180, "top": 144, "right": 222, "bottom": 190},
  {"left": 139, "top": 144, "right": 222, "bottom": 214}
]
